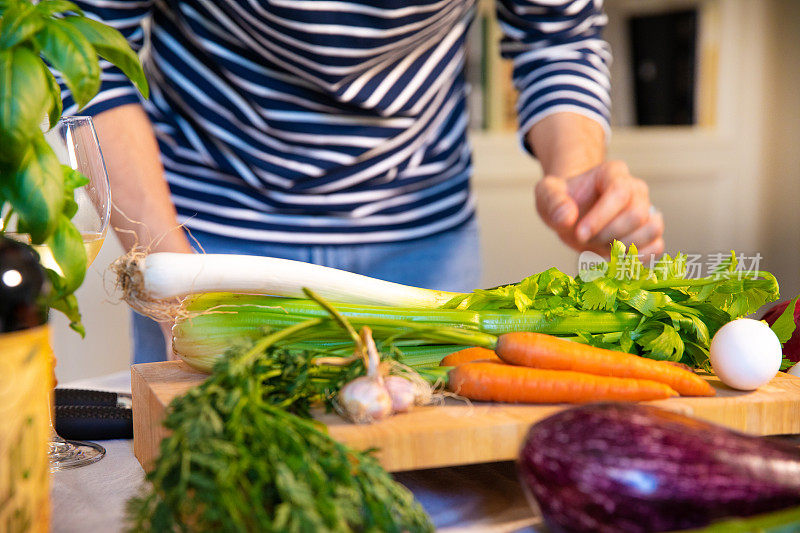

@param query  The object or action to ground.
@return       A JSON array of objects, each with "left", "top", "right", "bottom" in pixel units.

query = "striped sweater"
[{"left": 64, "top": 0, "right": 611, "bottom": 244}]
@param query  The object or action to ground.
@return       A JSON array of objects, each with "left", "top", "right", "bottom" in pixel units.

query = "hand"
[{"left": 535, "top": 160, "right": 665, "bottom": 256}]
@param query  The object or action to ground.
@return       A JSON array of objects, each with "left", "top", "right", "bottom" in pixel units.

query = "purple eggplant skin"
[{"left": 518, "top": 403, "right": 800, "bottom": 533}]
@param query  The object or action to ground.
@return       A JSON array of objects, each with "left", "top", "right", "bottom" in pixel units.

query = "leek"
[{"left": 115, "top": 252, "right": 459, "bottom": 316}]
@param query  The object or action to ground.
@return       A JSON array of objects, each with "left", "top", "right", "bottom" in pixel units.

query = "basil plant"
[{"left": 0, "top": 0, "right": 147, "bottom": 334}]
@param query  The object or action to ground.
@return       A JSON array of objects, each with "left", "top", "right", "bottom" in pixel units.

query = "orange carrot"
[
  {"left": 495, "top": 332, "right": 715, "bottom": 397},
  {"left": 440, "top": 347, "right": 500, "bottom": 366},
  {"left": 448, "top": 361, "right": 678, "bottom": 403}
]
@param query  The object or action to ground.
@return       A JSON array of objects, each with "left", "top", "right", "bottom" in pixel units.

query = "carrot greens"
[{"left": 126, "top": 321, "right": 433, "bottom": 532}]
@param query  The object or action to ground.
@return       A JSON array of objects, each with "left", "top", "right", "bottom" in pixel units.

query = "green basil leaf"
[
  {"left": 0, "top": 134, "right": 64, "bottom": 242},
  {"left": 60, "top": 165, "right": 88, "bottom": 219},
  {"left": 0, "top": 0, "right": 20, "bottom": 13},
  {"left": 62, "top": 195, "right": 79, "bottom": 220},
  {"left": 0, "top": 2, "right": 44, "bottom": 49},
  {"left": 50, "top": 294, "right": 85, "bottom": 335},
  {"left": 45, "top": 271, "right": 84, "bottom": 335},
  {"left": 35, "top": 0, "right": 83, "bottom": 17},
  {"left": 34, "top": 18, "right": 100, "bottom": 109},
  {"left": 44, "top": 213, "right": 86, "bottom": 293},
  {"left": 62, "top": 164, "right": 89, "bottom": 189},
  {"left": 0, "top": 46, "right": 50, "bottom": 163},
  {"left": 61, "top": 15, "right": 148, "bottom": 98},
  {"left": 42, "top": 62, "right": 62, "bottom": 129}
]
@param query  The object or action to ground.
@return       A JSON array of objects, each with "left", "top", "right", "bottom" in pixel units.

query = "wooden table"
[{"left": 54, "top": 371, "right": 544, "bottom": 533}]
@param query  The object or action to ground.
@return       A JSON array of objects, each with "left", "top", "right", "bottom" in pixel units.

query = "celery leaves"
[
  {"left": 446, "top": 241, "right": 780, "bottom": 368},
  {"left": 580, "top": 277, "right": 619, "bottom": 311},
  {"left": 443, "top": 267, "right": 580, "bottom": 316},
  {"left": 771, "top": 295, "right": 799, "bottom": 344}
]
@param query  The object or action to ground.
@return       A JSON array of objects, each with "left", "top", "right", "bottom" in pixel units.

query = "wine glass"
[{"left": 42, "top": 116, "right": 110, "bottom": 470}]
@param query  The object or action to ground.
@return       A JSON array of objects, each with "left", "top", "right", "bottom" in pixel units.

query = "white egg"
[
  {"left": 709, "top": 318, "right": 782, "bottom": 390},
  {"left": 788, "top": 363, "right": 800, "bottom": 378}
]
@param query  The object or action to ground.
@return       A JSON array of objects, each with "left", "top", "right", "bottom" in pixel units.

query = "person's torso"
[{"left": 144, "top": 0, "right": 477, "bottom": 243}]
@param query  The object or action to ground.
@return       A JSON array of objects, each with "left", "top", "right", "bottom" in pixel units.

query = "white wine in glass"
[
  {"left": 29, "top": 232, "right": 106, "bottom": 275},
  {"left": 38, "top": 116, "right": 111, "bottom": 470}
]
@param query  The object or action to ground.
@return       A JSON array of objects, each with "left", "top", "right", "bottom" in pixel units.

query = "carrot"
[
  {"left": 448, "top": 361, "right": 678, "bottom": 403},
  {"left": 440, "top": 347, "right": 500, "bottom": 366},
  {"left": 495, "top": 332, "right": 715, "bottom": 397}
]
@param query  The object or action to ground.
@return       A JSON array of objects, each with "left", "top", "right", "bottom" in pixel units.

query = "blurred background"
[{"left": 55, "top": 0, "right": 800, "bottom": 383}]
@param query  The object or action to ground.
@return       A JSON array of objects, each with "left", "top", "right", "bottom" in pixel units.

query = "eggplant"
[{"left": 518, "top": 403, "right": 800, "bottom": 533}]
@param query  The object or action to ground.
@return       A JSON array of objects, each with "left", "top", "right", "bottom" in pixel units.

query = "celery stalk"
[{"left": 174, "top": 294, "right": 640, "bottom": 371}]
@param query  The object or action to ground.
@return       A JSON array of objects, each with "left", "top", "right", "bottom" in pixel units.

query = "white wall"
[
  {"left": 52, "top": 234, "right": 130, "bottom": 384},
  {"left": 470, "top": 132, "right": 579, "bottom": 286},
  {"left": 758, "top": 0, "right": 800, "bottom": 300}
]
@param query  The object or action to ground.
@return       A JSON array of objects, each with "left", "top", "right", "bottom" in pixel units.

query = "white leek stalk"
[{"left": 114, "top": 252, "right": 460, "bottom": 319}]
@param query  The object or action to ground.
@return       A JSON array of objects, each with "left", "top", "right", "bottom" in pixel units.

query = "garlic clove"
[{"left": 338, "top": 376, "right": 393, "bottom": 424}]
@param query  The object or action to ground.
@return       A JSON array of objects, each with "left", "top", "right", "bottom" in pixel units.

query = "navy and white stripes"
[{"left": 62, "top": 0, "right": 611, "bottom": 244}]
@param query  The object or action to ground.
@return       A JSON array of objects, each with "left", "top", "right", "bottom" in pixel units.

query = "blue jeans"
[{"left": 132, "top": 217, "right": 482, "bottom": 363}]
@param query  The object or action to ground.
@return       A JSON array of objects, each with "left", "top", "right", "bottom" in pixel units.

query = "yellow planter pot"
[{"left": 0, "top": 325, "right": 54, "bottom": 533}]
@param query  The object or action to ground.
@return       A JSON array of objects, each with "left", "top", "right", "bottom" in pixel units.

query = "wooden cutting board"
[{"left": 132, "top": 361, "right": 800, "bottom": 473}]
